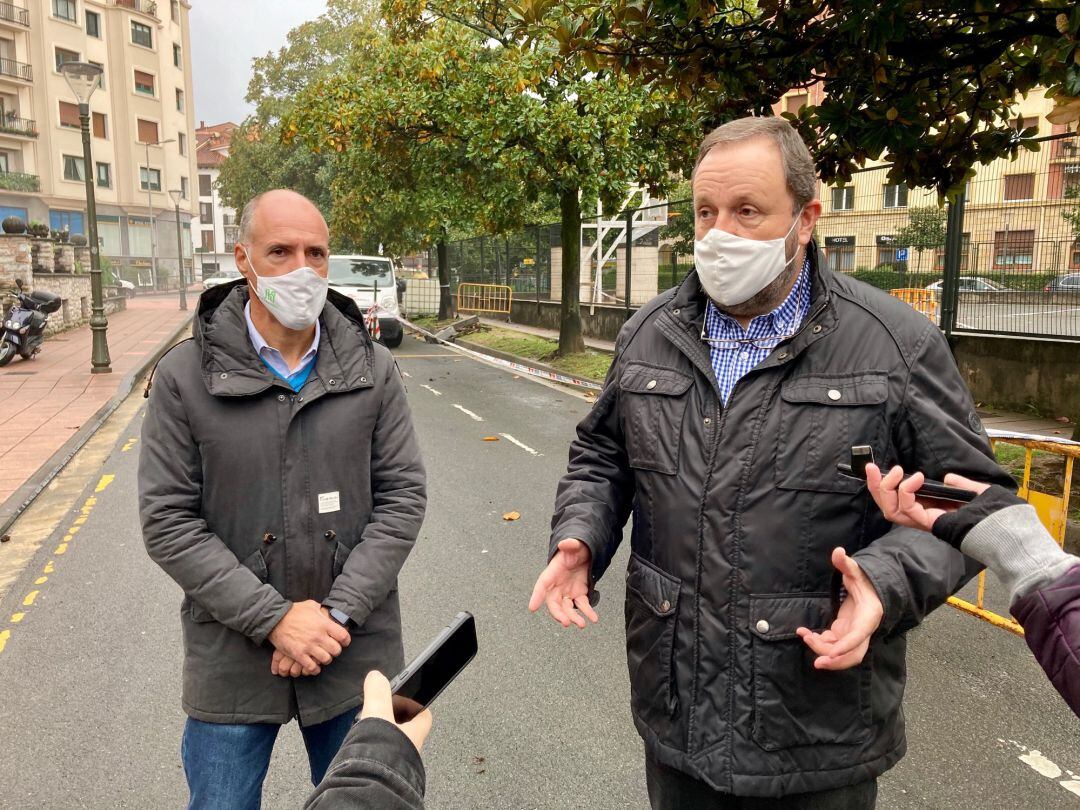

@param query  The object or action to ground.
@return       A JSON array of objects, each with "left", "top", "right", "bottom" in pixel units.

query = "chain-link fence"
[{"left": 408, "top": 131, "right": 1079, "bottom": 339}]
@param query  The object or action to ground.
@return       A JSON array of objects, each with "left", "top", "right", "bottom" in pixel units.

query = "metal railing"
[
  {"left": 0, "top": 115, "right": 36, "bottom": 137},
  {"left": 0, "top": 170, "right": 39, "bottom": 192},
  {"left": 113, "top": 0, "right": 158, "bottom": 17},
  {"left": 0, "top": 2, "right": 30, "bottom": 26},
  {"left": 0, "top": 57, "right": 32, "bottom": 81}
]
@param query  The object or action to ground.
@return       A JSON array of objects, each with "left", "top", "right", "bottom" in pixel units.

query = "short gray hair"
[
  {"left": 237, "top": 192, "right": 267, "bottom": 245},
  {"left": 692, "top": 117, "right": 817, "bottom": 211}
]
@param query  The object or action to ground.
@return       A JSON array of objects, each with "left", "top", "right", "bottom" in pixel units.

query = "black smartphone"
[
  {"left": 389, "top": 611, "right": 477, "bottom": 721},
  {"left": 837, "top": 445, "right": 976, "bottom": 504}
]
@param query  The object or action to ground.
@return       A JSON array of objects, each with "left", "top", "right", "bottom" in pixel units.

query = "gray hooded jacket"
[{"left": 139, "top": 281, "right": 426, "bottom": 726}]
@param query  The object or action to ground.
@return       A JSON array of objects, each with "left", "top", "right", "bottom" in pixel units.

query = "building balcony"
[
  {"left": 113, "top": 0, "right": 159, "bottom": 18},
  {"left": 0, "top": 170, "right": 39, "bottom": 192},
  {"left": 0, "top": 57, "right": 32, "bottom": 82},
  {"left": 0, "top": 2, "right": 30, "bottom": 27},
  {"left": 0, "top": 115, "right": 36, "bottom": 138}
]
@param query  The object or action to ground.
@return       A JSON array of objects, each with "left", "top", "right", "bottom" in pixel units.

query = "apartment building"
[
  {"left": 778, "top": 87, "right": 1080, "bottom": 278},
  {"left": 0, "top": 0, "right": 198, "bottom": 287},
  {"left": 193, "top": 119, "right": 236, "bottom": 279}
]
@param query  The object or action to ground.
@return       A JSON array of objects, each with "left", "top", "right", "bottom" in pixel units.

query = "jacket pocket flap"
[
  {"left": 240, "top": 547, "right": 268, "bottom": 582},
  {"left": 626, "top": 554, "right": 680, "bottom": 617},
  {"left": 749, "top": 593, "right": 834, "bottom": 641},
  {"left": 780, "top": 373, "right": 888, "bottom": 406},
  {"left": 620, "top": 363, "right": 693, "bottom": 397}
]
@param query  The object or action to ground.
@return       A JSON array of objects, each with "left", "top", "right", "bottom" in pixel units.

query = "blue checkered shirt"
[{"left": 702, "top": 257, "right": 812, "bottom": 404}]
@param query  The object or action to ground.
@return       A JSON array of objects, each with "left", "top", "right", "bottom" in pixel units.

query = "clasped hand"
[{"left": 268, "top": 600, "right": 352, "bottom": 677}]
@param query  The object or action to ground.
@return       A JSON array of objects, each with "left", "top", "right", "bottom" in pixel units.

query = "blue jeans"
[{"left": 181, "top": 709, "right": 359, "bottom": 810}]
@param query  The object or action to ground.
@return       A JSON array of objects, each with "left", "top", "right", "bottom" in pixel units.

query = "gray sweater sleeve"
[{"left": 959, "top": 503, "right": 1079, "bottom": 604}]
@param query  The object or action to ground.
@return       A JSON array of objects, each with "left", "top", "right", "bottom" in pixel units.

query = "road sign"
[
  {"left": 895, "top": 248, "right": 909, "bottom": 261},
  {"left": 523, "top": 258, "right": 535, "bottom": 266}
]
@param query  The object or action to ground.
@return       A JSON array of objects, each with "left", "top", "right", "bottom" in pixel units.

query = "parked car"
[
  {"left": 925, "top": 277, "right": 1008, "bottom": 293},
  {"left": 116, "top": 278, "right": 136, "bottom": 299},
  {"left": 327, "top": 255, "right": 405, "bottom": 348},
  {"left": 202, "top": 268, "right": 243, "bottom": 290},
  {"left": 1044, "top": 273, "right": 1080, "bottom": 293}
]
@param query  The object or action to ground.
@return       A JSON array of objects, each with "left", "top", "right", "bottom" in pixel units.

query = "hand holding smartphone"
[
  {"left": 837, "top": 445, "right": 976, "bottom": 503},
  {"left": 389, "top": 611, "right": 477, "bottom": 722}
]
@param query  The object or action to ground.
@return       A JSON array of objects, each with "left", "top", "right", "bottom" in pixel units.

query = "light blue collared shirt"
[
  {"left": 244, "top": 301, "right": 320, "bottom": 389},
  {"left": 702, "top": 256, "right": 812, "bottom": 405}
]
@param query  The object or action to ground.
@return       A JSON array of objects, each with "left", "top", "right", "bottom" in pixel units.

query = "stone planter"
[
  {"left": 31, "top": 238, "right": 55, "bottom": 274},
  {"left": 2, "top": 216, "right": 26, "bottom": 234}
]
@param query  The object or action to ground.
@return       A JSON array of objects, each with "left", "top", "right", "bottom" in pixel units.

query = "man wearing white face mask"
[
  {"left": 532, "top": 118, "right": 1014, "bottom": 808},
  {"left": 139, "top": 189, "right": 426, "bottom": 808}
]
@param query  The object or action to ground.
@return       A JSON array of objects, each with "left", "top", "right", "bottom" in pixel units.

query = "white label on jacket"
[{"left": 318, "top": 491, "right": 341, "bottom": 513}]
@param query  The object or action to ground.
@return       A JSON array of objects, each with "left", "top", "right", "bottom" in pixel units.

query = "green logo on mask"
[{"left": 264, "top": 288, "right": 276, "bottom": 304}]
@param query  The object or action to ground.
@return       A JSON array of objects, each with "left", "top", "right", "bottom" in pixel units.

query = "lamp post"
[
  {"left": 60, "top": 61, "right": 110, "bottom": 374},
  {"left": 168, "top": 188, "right": 187, "bottom": 311},
  {"left": 141, "top": 138, "right": 174, "bottom": 290}
]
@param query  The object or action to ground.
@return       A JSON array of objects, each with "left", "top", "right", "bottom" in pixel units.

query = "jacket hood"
[{"left": 191, "top": 279, "right": 375, "bottom": 397}]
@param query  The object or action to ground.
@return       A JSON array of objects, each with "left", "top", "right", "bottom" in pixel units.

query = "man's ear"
[{"left": 798, "top": 200, "right": 822, "bottom": 246}]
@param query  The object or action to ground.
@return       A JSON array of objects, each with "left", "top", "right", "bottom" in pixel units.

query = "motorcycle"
[{"left": 1, "top": 278, "right": 62, "bottom": 367}]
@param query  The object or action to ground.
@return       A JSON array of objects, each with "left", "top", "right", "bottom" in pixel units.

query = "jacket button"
[
  {"left": 755, "top": 619, "right": 770, "bottom": 633},
  {"left": 777, "top": 352, "right": 788, "bottom": 360},
  {"left": 673, "top": 308, "right": 680, "bottom": 315},
  {"left": 659, "top": 599, "right": 671, "bottom": 613},
  {"left": 813, "top": 324, "right": 823, "bottom": 334},
  {"left": 220, "top": 373, "right": 228, "bottom": 380},
  {"left": 359, "top": 376, "right": 367, "bottom": 383},
  {"left": 277, "top": 394, "right": 285, "bottom": 402},
  {"left": 329, "top": 379, "right": 337, "bottom": 386},
  {"left": 324, "top": 530, "right": 336, "bottom": 541},
  {"left": 828, "top": 389, "right": 842, "bottom": 401},
  {"left": 646, "top": 379, "right": 657, "bottom": 390},
  {"left": 263, "top": 532, "right": 276, "bottom": 545},
  {"left": 704, "top": 417, "right": 711, "bottom": 425}
]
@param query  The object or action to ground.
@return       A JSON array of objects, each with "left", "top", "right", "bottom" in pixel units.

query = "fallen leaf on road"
[
  {"left": 482, "top": 436, "right": 500, "bottom": 441},
  {"left": 502, "top": 511, "right": 520, "bottom": 521},
  {"left": 473, "top": 756, "right": 486, "bottom": 765}
]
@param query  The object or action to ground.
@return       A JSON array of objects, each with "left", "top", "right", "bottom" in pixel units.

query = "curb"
[
  {"left": 0, "top": 313, "right": 194, "bottom": 541},
  {"left": 454, "top": 338, "right": 605, "bottom": 389}
]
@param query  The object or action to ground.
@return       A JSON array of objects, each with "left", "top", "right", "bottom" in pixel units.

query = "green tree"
[
  {"left": 511, "top": 0, "right": 1080, "bottom": 195},
  {"left": 302, "top": 6, "right": 705, "bottom": 354},
  {"left": 895, "top": 205, "right": 947, "bottom": 273}
]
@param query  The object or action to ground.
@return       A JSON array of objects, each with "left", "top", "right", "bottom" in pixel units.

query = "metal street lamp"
[
  {"left": 60, "top": 61, "right": 110, "bottom": 374},
  {"left": 168, "top": 188, "right": 187, "bottom": 311}
]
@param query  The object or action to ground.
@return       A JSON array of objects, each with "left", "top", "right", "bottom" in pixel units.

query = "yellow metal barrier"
[
  {"left": 457, "top": 283, "right": 512, "bottom": 316},
  {"left": 889, "top": 287, "right": 939, "bottom": 321},
  {"left": 947, "top": 434, "right": 1076, "bottom": 635}
]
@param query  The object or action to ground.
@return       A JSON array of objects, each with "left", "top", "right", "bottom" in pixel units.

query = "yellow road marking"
[
  {"left": 22, "top": 590, "right": 38, "bottom": 606},
  {"left": 34, "top": 576, "right": 47, "bottom": 585},
  {"left": 54, "top": 543, "right": 67, "bottom": 555},
  {"left": 94, "top": 475, "right": 115, "bottom": 493},
  {"left": 0, "top": 630, "right": 9, "bottom": 653},
  {"left": 73, "top": 517, "right": 87, "bottom": 526},
  {"left": 121, "top": 437, "right": 139, "bottom": 452},
  {"left": 43, "top": 561, "right": 54, "bottom": 573},
  {"left": 10, "top": 612, "right": 25, "bottom": 623},
  {"left": 68, "top": 526, "right": 80, "bottom": 536}
]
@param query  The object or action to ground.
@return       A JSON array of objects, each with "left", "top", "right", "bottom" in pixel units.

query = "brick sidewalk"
[{"left": 0, "top": 294, "right": 193, "bottom": 506}]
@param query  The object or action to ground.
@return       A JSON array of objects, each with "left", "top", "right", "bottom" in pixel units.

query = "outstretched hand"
[
  {"left": 527, "top": 538, "right": 599, "bottom": 629},
  {"left": 865, "top": 463, "right": 990, "bottom": 533},
  {"left": 796, "top": 548, "right": 883, "bottom": 671}
]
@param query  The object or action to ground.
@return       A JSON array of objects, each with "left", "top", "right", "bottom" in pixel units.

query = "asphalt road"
[
  {"left": 0, "top": 334, "right": 1076, "bottom": 809},
  {"left": 953, "top": 299, "right": 1080, "bottom": 337}
]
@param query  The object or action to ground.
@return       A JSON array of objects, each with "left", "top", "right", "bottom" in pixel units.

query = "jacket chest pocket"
[
  {"left": 620, "top": 363, "right": 694, "bottom": 475},
  {"left": 775, "top": 372, "right": 888, "bottom": 493},
  {"left": 749, "top": 593, "right": 873, "bottom": 751}
]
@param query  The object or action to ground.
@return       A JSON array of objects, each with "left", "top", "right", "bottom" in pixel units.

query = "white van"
[{"left": 327, "top": 254, "right": 405, "bottom": 347}]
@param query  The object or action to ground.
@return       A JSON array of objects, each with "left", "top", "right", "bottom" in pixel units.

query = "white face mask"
[
  {"left": 241, "top": 246, "right": 328, "bottom": 331},
  {"left": 693, "top": 213, "right": 802, "bottom": 307}
]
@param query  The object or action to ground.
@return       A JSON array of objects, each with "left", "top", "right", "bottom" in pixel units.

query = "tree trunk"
[
  {"left": 557, "top": 187, "right": 585, "bottom": 356},
  {"left": 437, "top": 235, "right": 454, "bottom": 321}
]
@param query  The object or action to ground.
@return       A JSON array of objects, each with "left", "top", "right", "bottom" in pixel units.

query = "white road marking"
[
  {"left": 420, "top": 384, "right": 442, "bottom": 397},
  {"left": 998, "top": 739, "right": 1080, "bottom": 798},
  {"left": 402, "top": 371, "right": 411, "bottom": 378},
  {"left": 453, "top": 404, "right": 484, "bottom": 421},
  {"left": 500, "top": 433, "right": 540, "bottom": 456},
  {"left": 1001, "top": 306, "right": 1080, "bottom": 319}
]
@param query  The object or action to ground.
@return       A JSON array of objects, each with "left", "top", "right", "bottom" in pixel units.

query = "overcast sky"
[{"left": 189, "top": 0, "right": 328, "bottom": 126}]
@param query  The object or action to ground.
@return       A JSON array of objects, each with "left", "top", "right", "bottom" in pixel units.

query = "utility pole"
[{"left": 142, "top": 137, "right": 175, "bottom": 289}]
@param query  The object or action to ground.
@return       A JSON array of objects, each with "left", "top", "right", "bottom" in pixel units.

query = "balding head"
[{"left": 238, "top": 189, "right": 327, "bottom": 245}]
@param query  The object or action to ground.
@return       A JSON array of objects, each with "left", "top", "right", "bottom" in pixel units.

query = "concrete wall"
[
  {"left": 510, "top": 298, "right": 628, "bottom": 343},
  {"left": 951, "top": 334, "right": 1080, "bottom": 421}
]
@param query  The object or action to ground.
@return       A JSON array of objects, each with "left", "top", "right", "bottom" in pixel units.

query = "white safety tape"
[
  {"left": 395, "top": 315, "right": 604, "bottom": 392},
  {"left": 987, "top": 428, "right": 1080, "bottom": 446}
]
